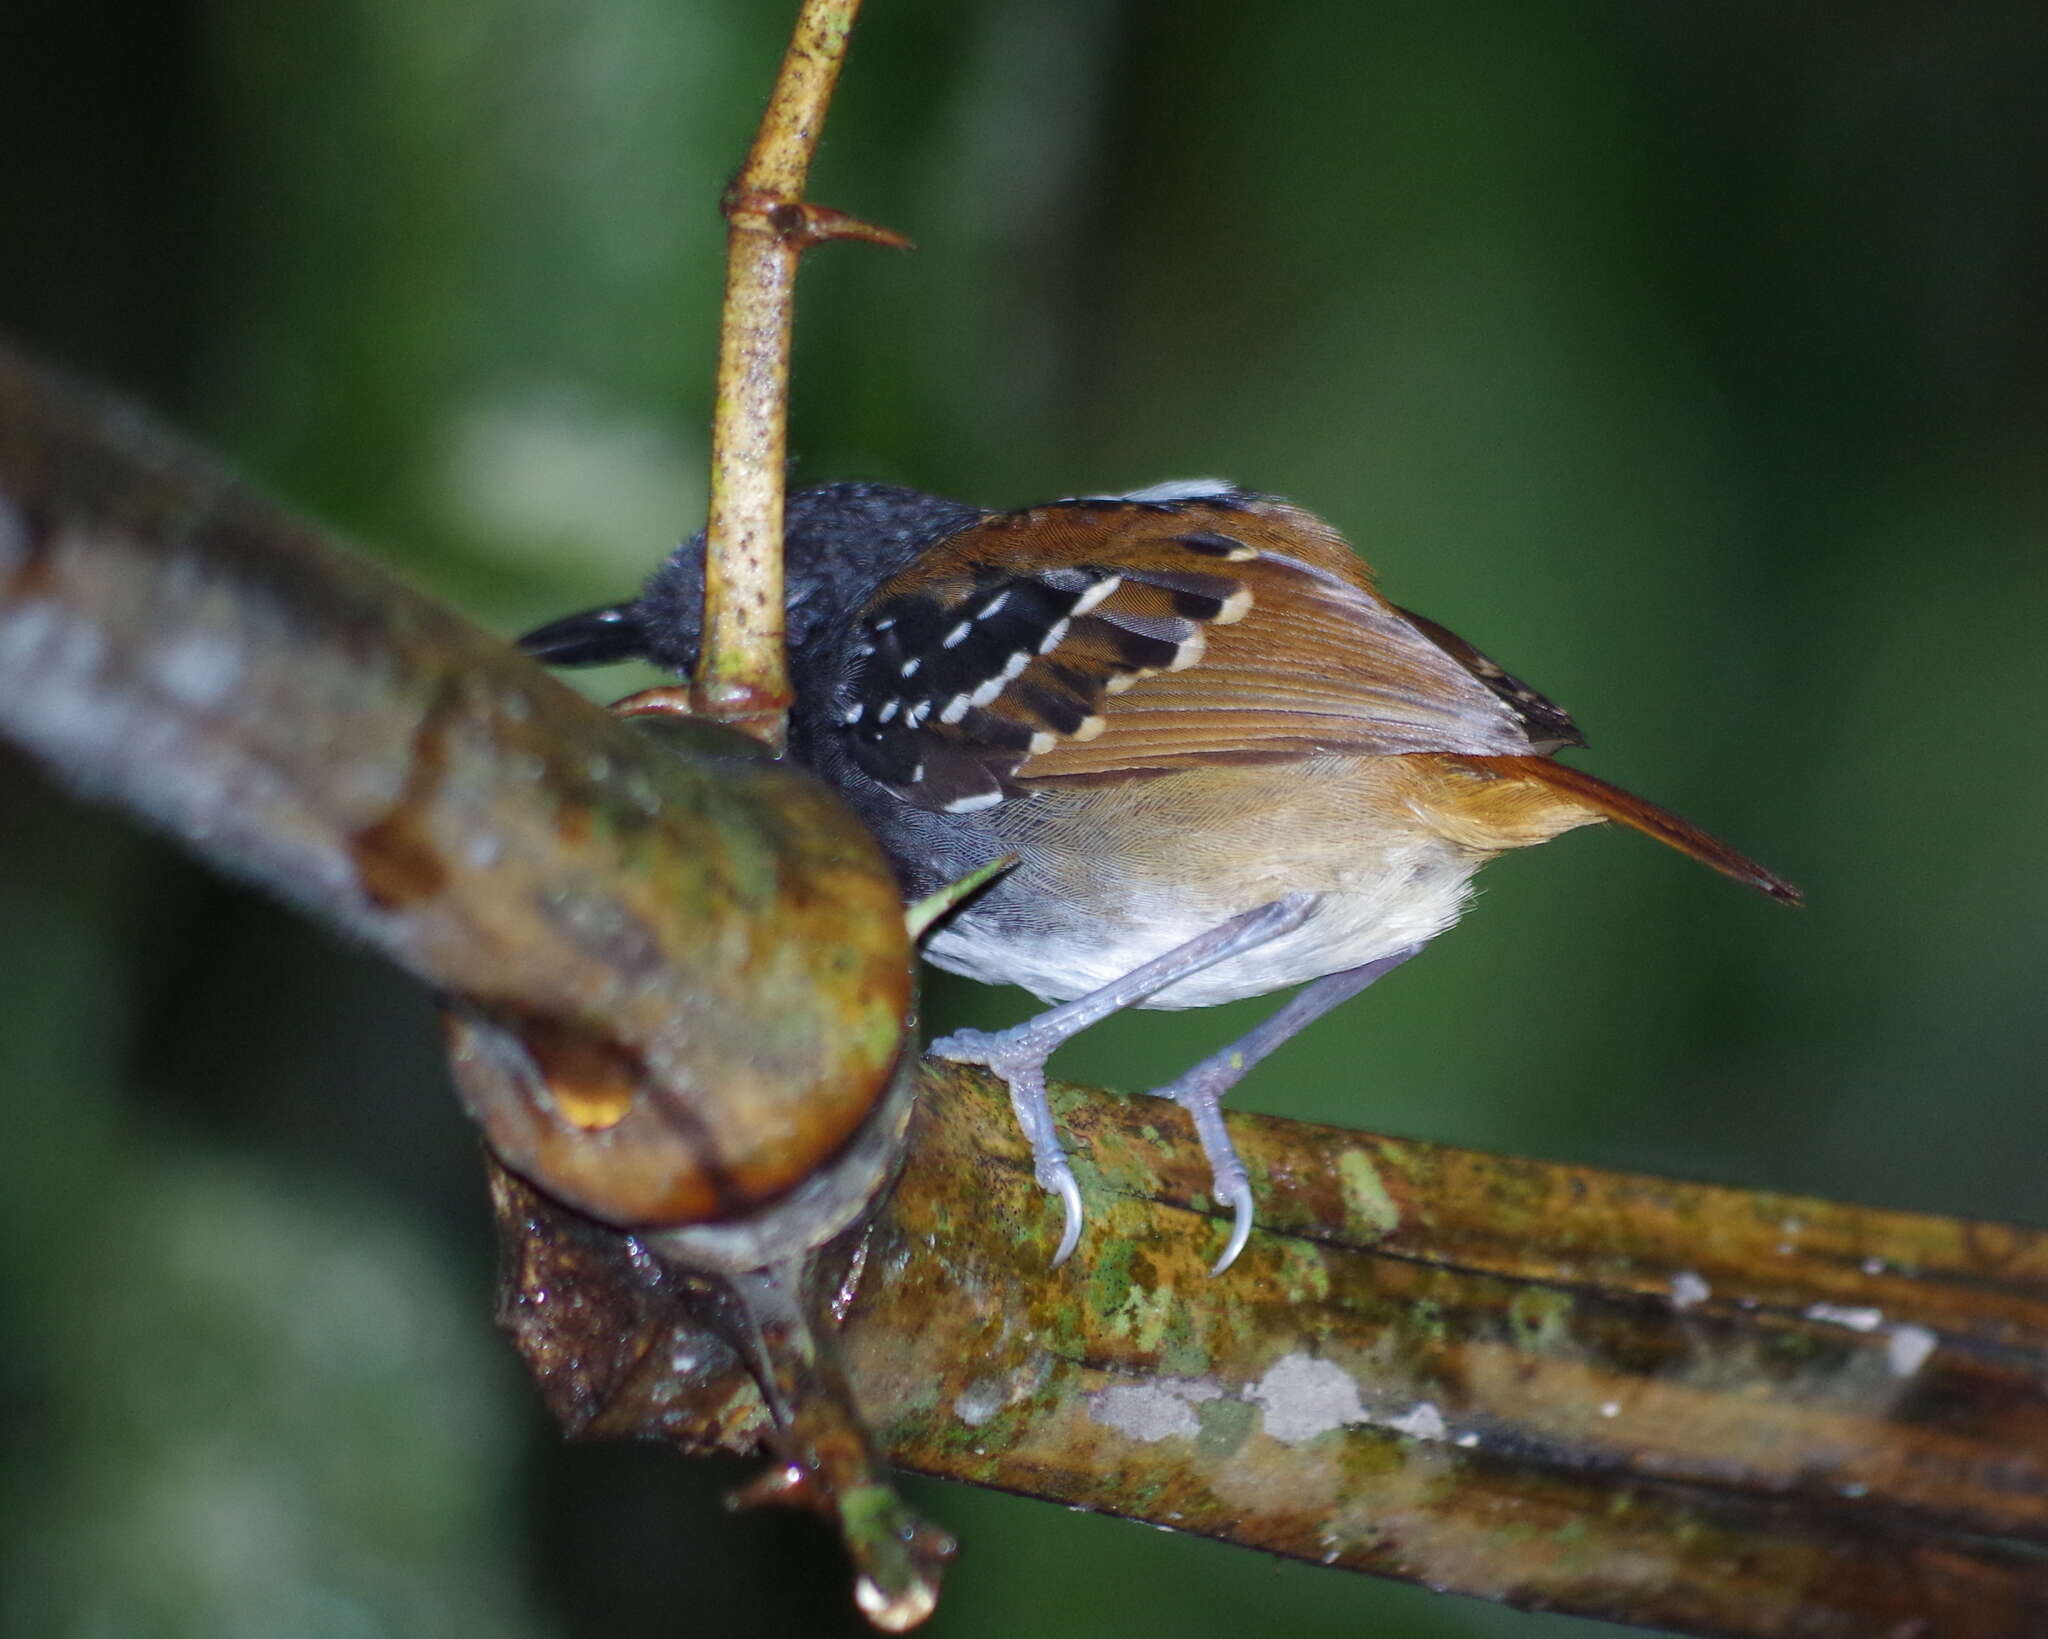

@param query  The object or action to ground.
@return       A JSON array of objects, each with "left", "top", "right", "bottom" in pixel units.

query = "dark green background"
[{"left": 4, "top": 3, "right": 2044, "bottom": 1635}]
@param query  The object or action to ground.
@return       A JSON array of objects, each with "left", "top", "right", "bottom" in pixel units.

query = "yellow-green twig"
[{"left": 695, "top": 0, "right": 908, "bottom": 748}]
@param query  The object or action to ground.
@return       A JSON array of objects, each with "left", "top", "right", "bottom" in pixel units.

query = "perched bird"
[{"left": 521, "top": 479, "right": 1798, "bottom": 1272}]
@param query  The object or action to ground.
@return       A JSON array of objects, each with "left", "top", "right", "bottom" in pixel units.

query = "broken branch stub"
[
  {"left": 0, "top": 335, "right": 948, "bottom": 1624},
  {"left": 0, "top": 339, "right": 913, "bottom": 1237}
]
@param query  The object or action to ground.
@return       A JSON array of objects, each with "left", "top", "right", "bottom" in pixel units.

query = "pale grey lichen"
[
  {"left": 1089, "top": 1377, "right": 1223, "bottom": 1444},
  {"left": 1886, "top": 1323, "right": 1937, "bottom": 1378},
  {"left": 1246, "top": 1354, "right": 1365, "bottom": 1446},
  {"left": 1669, "top": 1271, "right": 1711, "bottom": 1310}
]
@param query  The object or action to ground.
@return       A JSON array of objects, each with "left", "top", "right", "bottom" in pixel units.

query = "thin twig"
[{"left": 696, "top": 0, "right": 908, "bottom": 748}]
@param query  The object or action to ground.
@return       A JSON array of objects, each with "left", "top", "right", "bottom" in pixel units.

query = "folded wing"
[{"left": 841, "top": 492, "right": 1563, "bottom": 811}]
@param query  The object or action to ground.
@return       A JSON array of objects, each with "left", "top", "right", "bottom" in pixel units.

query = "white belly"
[{"left": 922, "top": 798, "right": 1484, "bottom": 1008}]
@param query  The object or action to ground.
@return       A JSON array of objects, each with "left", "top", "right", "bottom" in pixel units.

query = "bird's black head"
[{"left": 517, "top": 481, "right": 986, "bottom": 678}]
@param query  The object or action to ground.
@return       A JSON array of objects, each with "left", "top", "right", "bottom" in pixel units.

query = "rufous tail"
[{"left": 1456, "top": 755, "right": 1802, "bottom": 905}]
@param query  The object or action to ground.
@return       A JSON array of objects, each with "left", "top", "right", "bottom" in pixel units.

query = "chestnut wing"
[{"left": 841, "top": 494, "right": 1545, "bottom": 812}]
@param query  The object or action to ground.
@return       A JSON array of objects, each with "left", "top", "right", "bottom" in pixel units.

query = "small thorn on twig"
[
  {"left": 689, "top": 675, "right": 793, "bottom": 753},
  {"left": 606, "top": 685, "right": 697, "bottom": 720},
  {"left": 612, "top": 683, "right": 787, "bottom": 756},
  {"left": 724, "top": 188, "right": 913, "bottom": 252},
  {"left": 608, "top": 675, "right": 791, "bottom": 752},
  {"left": 799, "top": 203, "right": 914, "bottom": 250}
]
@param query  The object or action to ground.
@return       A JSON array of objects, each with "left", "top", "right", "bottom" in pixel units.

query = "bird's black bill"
[{"left": 516, "top": 602, "right": 647, "bottom": 667}]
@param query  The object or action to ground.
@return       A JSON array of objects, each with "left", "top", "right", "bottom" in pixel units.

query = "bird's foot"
[
  {"left": 1155, "top": 1059, "right": 1258, "bottom": 1275},
  {"left": 929, "top": 896, "right": 1323, "bottom": 1268},
  {"left": 928, "top": 1029, "right": 1086, "bottom": 1265}
]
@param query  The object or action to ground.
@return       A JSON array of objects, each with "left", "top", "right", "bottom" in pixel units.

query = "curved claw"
[
  {"left": 1210, "top": 1179, "right": 1256, "bottom": 1276},
  {"left": 931, "top": 1029, "right": 1085, "bottom": 1269},
  {"left": 1049, "top": 1169, "right": 1085, "bottom": 1267}
]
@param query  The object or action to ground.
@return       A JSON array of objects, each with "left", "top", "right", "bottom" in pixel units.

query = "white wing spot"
[
  {"left": 942, "top": 620, "right": 973, "bottom": 649},
  {"left": 1071, "top": 575, "right": 1123, "bottom": 615}
]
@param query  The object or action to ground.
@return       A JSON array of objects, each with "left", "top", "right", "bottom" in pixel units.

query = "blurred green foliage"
[{"left": 3, "top": 2, "right": 2045, "bottom": 1636}]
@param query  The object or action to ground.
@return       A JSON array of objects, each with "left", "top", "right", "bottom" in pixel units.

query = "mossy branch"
[{"left": 505, "top": 1063, "right": 2048, "bottom": 1638}]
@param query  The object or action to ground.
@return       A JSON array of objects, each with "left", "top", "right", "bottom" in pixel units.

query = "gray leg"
[
  {"left": 930, "top": 894, "right": 1319, "bottom": 1265},
  {"left": 1159, "top": 944, "right": 1423, "bottom": 1274}
]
